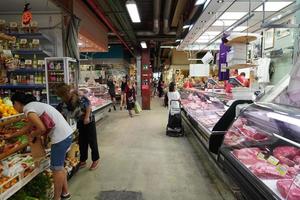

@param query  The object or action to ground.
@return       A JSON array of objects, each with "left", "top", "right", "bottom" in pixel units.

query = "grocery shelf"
[
  {"left": 11, "top": 49, "right": 53, "bottom": 57},
  {"left": 0, "top": 159, "right": 50, "bottom": 200},
  {"left": 0, "top": 84, "right": 46, "bottom": 89},
  {"left": 8, "top": 32, "right": 52, "bottom": 43},
  {"left": 0, "top": 143, "right": 28, "bottom": 161},
  {"left": 7, "top": 68, "right": 45, "bottom": 74}
]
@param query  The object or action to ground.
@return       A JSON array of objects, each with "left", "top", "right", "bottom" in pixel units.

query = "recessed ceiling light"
[
  {"left": 208, "top": 11, "right": 214, "bottom": 15},
  {"left": 212, "top": 20, "right": 237, "bottom": 26},
  {"left": 232, "top": 26, "right": 248, "bottom": 32},
  {"left": 219, "top": 12, "right": 248, "bottom": 20},
  {"left": 140, "top": 41, "right": 147, "bottom": 48},
  {"left": 200, "top": 20, "right": 206, "bottom": 23},
  {"left": 217, "top": 0, "right": 224, "bottom": 3},
  {"left": 255, "top": 2, "right": 293, "bottom": 12}
]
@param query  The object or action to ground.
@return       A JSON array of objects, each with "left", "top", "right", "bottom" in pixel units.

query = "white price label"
[
  {"left": 276, "top": 164, "right": 288, "bottom": 176},
  {"left": 221, "top": 63, "right": 227, "bottom": 72},
  {"left": 9, "top": 22, "right": 17, "bottom": 28},
  {"left": 257, "top": 152, "right": 265, "bottom": 161},
  {"left": 20, "top": 39, "right": 27, "bottom": 44},
  {"left": 32, "top": 39, "right": 39, "bottom": 45},
  {"left": 25, "top": 60, "right": 32, "bottom": 65},
  {"left": 31, "top": 21, "right": 38, "bottom": 27}
]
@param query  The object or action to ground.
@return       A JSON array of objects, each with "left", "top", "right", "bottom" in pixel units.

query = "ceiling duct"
[
  {"left": 136, "top": 0, "right": 160, "bottom": 36},
  {"left": 163, "top": 0, "right": 176, "bottom": 35}
]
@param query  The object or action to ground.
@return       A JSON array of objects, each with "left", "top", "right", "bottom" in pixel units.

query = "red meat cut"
[
  {"left": 277, "top": 179, "right": 300, "bottom": 200},
  {"left": 277, "top": 156, "right": 296, "bottom": 167},
  {"left": 294, "top": 156, "right": 300, "bottom": 165},
  {"left": 232, "top": 147, "right": 264, "bottom": 165},
  {"left": 273, "top": 146, "right": 299, "bottom": 159},
  {"left": 251, "top": 163, "right": 296, "bottom": 179}
]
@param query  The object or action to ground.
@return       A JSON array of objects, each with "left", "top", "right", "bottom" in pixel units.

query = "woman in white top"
[
  {"left": 167, "top": 82, "right": 181, "bottom": 111},
  {"left": 11, "top": 92, "right": 73, "bottom": 200}
]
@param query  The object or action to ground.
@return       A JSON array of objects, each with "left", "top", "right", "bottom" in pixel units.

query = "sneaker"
[
  {"left": 108, "top": 108, "right": 111, "bottom": 112},
  {"left": 113, "top": 106, "right": 116, "bottom": 111},
  {"left": 89, "top": 160, "right": 100, "bottom": 170},
  {"left": 79, "top": 162, "right": 87, "bottom": 169},
  {"left": 61, "top": 193, "right": 71, "bottom": 200}
]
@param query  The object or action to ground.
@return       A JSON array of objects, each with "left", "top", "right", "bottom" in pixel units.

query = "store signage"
[
  {"left": 189, "top": 64, "right": 209, "bottom": 77},
  {"left": 22, "top": 3, "right": 32, "bottom": 26}
]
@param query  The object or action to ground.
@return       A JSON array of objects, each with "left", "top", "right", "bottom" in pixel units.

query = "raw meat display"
[
  {"left": 277, "top": 179, "right": 300, "bottom": 200},
  {"left": 250, "top": 162, "right": 297, "bottom": 179},
  {"left": 224, "top": 131, "right": 246, "bottom": 146},
  {"left": 273, "top": 146, "right": 300, "bottom": 167},
  {"left": 232, "top": 147, "right": 264, "bottom": 165}
]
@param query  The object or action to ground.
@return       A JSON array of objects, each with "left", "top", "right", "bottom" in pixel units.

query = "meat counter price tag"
[
  {"left": 257, "top": 152, "right": 265, "bottom": 161},
  {"left": 276, "top": 164, "right": 288, "bottom": 176},
  {"left": 10, "top": 22, "right": 17, "bottom": 28},
  {"left": 267, "top": 156, "right": 279, "bottom": 166},
  {"left": 32, "top": 39, "right": 39, "bottom": 45}
]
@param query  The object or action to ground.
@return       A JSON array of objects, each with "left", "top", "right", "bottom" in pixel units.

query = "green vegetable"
[
  {"left": 23, "top": 173, "right": 52, "bottom": 200},
  {"left": 17, "top": 135, "right": 28, "bottom": 144}
]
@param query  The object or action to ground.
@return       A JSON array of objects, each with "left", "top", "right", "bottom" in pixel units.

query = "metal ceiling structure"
[{"left": 178, "top": 0, "right": 296, "bottom": 52}]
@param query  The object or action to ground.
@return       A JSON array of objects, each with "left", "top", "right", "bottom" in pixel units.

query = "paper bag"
[{"left": 29, "top": 136, "right": 46, "bottom": 166}]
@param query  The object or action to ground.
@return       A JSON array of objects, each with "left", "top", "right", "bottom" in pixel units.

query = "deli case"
[
  {"left": 218, "top": 103, "right": 300, "bottom": 200},
  {"left": 78, "top": 84, "right": 112, "bottom": 122}
]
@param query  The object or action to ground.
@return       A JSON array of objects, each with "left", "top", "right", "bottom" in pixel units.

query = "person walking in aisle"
[
  {"left": 107, "top": 75, "right": 117, "bottom": 112},
  {"left": 124, "top": 80, "right": 136, "bottom": 117},
  {"left": 167, "top": 82, "right": 181, "bottom": 109},
  {"left": 120, "top": 76, "right": 127, "bottom": 110},
  {"left": 11, "top": 92, "right": 72, "bottom": 200},
  {"left": 56, "top": 84, "right": 100, "bottom": 171}
]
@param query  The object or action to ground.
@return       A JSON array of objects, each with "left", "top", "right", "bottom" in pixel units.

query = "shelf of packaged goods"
[
  {"left": 11, "top": 49, "right": 53, "bottom": 57},
  {"left": 0, "top": 158, "right": 50, "bottom": 200},
  {"left": 0, "top": 143, "right": 28, "bottom": 161},
  {"left": 0, "top": 84, "right": 46, "bottom": 90},
  {"left": 7, "top": 68, "right": 45, "bottom": 74},
  {"left": 8, "top": 32, "right": 52, "bottom": 43},
  {"left": 0, "top": 33, "right": 15, "bottom": 41}
]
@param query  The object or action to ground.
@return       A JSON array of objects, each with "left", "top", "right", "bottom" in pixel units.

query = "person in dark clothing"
[
  {"left": 56, "top": 84, "right": 100, "bottom": 171},
  {"left": 124, "top": 80, "right": 136, "bottom": 117},
  {"left": 157, "top": 79, "right": 165, "bottom": 98},
  {"left": 107, "top": 76, "right": 117, "bottom": 112},
  {"left": 120, "top": 76, "right": 127, "bottom": 110}
]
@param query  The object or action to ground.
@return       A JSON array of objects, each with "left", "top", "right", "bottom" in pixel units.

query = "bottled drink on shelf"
[{"left": 32, "top": 54, "right": 37, "bottom": 69}]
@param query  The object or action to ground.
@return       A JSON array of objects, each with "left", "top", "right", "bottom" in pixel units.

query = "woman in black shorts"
[{"left": 107, "top": 76, "right": 117, "bottom": 112}]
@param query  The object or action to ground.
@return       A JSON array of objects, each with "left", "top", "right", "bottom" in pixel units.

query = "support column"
[
  {"left": 141, "top": 50, "right": 152, "bottom": 110},
  {"left": 136, "top": 56, "right": 142, "bottom": 105}
]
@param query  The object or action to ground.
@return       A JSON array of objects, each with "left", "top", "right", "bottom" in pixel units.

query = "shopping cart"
[{"left": 166, "top": 100, "right": 184, "bottom": 137}]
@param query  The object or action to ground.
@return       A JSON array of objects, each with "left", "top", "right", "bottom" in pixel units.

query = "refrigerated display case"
[
  {"left": 45, "top": 57, "right": 77, "bottom": 106},
  {"left": 219, "top": 103, "right": 300, "bottom": 200},
  {"left": 78, "top": 85, "right": 112, "bottom": 122}
]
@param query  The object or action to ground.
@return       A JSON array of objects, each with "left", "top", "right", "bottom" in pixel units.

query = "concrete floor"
[{"left": 68, "top": 99, "right": 235, "bottom": 200}]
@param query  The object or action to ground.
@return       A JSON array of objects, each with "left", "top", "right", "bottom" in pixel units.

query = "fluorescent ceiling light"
[
  {"left": 140, "top": 41, "right": 147, "bottom": 48},
  {"left": 126, "top": 0, "right": 141, "bottom": 23},
  {"left": 219, "top": 12, "right": 248, "bottom": 20},
  {"left": 160, "top": 46, "right": 176, "bottom": 49},
  {"left": 204, "top": 0, "right": 211, "bottom": 8},
  {"left": 189, "top": 24, "right": 194, "bottom": 31},
  {"left": 232, "top": 26, "right": 248, "bottom": 32},
  {"left": 183, "top": 25, "right": 190, "bottom": 29},
  {"left": 195, "top": 0, "right": 206, "bottom": 5},
  {"left": 212, "top": 20, "right": 237, "bottom": 26},
  {"left": 255, "top": 2, "right": 293, "bottom": 12}
]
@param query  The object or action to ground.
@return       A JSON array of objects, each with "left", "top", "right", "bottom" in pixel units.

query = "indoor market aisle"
[{"left": 68, "top": 98, "right": 235, "bottom": 200}]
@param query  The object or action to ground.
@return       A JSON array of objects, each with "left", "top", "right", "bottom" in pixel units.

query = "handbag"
[
  {"left": 134, "top": 102, "right": 142, "bottom": 114},
  {"left": 40, "top": 112, "right": 55, "bottom": 135}
]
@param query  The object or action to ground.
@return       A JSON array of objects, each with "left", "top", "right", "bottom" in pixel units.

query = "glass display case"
[
  {"left": 220, "top": 103, "right": 300, "bottom": 200},
  {"left": 45, "top": 57, "right": 77, "bottom": 106},
  {"left": 181, "top": 89, "right": 227, "bottom": 131}
]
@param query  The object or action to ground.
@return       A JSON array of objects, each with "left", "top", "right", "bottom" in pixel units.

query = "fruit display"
[{"left": 0, "top": 97, "right": 18, "bottom": 118}]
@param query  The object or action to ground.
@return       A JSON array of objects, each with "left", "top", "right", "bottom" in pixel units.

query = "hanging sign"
[{"left": 22, "top": 3, "right": 32, "bottom": 26}]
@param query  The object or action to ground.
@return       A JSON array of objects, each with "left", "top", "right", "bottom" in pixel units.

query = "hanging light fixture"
[{"left": 126, "top": 0, "right": 141, "bottom": 23}]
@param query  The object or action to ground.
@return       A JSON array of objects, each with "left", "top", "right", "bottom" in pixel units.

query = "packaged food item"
[
  {"left": 30, "top": 21, "right": 38, "bottom": 33},
  {"left": 32, "top": 39, "right": 39, "bottom": 49},
  {"left": 9, "top": 22, "right": 18, "bottom": 33},
  {"left": 32, "top": 54, "right": 37, "bottom": 68},
  {"left": 22, "top": 23, "right": 30, "bottom": 33},
  {"left": 25, "top": 59, "right": 32, "bottom": 68},
  {"left": 19, "top": 38, "right": 27, "bottom": 49},
  {"left": 37, "top": 60, "right": 44, "bottom": 69}
]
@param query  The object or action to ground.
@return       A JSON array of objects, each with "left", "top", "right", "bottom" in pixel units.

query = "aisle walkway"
[{"left": 68, "top": 99, "right": 235, "bottom": 200}]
